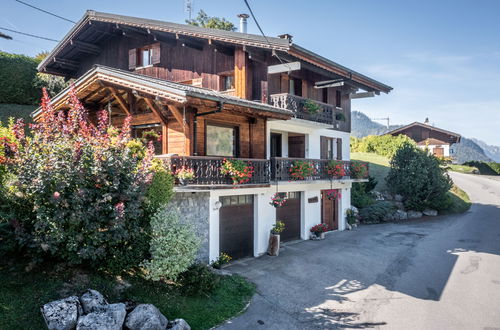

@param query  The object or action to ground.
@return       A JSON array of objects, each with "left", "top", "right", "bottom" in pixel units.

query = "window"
[
  {"left": 128, "top": 43, "right": 160, "bottom": 70},
  {"left": 206, "top": 124, "right": 238, "bottom": 157},
  {"left": 322, "top": 89, "right": 328, "bottom": 104},
  {"left": 335, "top": 90, "right": 342, "bottom": 108},
  {"left": 140, "top": 48, "right": 153, "bottom": 67},
  {"left": 132, "top": 124, "right": 162, "bottom": 155},
  {"left": 221, "top": 75, "right": 235, "bottom": 91},
  {"left": 289, "top": 78, "right": 302, "bottom": 96},
  {"left": 320, "top": 136, "right": 342, "bottom": 160}
]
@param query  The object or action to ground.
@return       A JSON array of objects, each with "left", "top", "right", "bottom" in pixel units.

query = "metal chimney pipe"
[{"left": 237, "top": 14, "right": 249, "bottom": 33}]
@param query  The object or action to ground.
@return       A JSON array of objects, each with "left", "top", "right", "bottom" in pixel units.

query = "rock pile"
[{"left": 41, "top": 289, "right": 190, "bottom": 330}]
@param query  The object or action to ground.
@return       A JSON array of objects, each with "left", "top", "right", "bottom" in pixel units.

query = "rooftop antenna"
[
  {"left": 185, "top": 0, "right": 194, "bottom": 20},
  {"left": 372, "top": 117, "right": 390, "bottom": 129}
]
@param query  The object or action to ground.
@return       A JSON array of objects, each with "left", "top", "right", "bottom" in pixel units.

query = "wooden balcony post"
[{"left": 235, "top": 47, "right": 251, "bottom": 99}]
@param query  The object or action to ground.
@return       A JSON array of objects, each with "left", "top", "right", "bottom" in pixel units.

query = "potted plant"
[
  {"left": 211, "top": 252, "right": 232, "bottom": 269},
  {"left": 326, "top": 160, "right": 346, "bottom": 178},
  {"left": 268, "top": 220, "right": 285, "bottom": 256},
  {"left": 325, "top": 189, "right": 341, "bottom": 201},
  {"left": 349, "top": 161, "right": 368, "bottom": 179},
  {"left": 335, "top": 112, "right": 346, "bottom": 121},
  {"left": 289, "top": 160, "right": 316, "bottom": 180},
  {"left": 269, "top": 193, "right": 287, "bottom": 208},
  {"left": 310, "top": 223, "right": 329, "bottom": 240},
  {"left": 303, "top": 99, "right": 321, "bottom": 115},
  {"left": 174, "top": 166, "right": 195, "bottom": 185},
  {"left": 221, "top": 158, "right": 254, "bottom": 185}
]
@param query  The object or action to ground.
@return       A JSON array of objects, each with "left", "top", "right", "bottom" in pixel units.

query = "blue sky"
[{"left": 1, "top": 0, "right": 499, "bottom": 145}]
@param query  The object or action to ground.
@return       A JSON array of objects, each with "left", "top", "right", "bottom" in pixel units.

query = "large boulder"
[
  {"left": 167, "top": 318, "right": 191, "bottom": 330},
  {"left": 76, "top": 303, "right": 126, "bottom": 330},
  {"left": 423, "top": 209, "right": 438, "bottom": 216},
  {"left": 41, "top": 296, "right": 82, "bottom": 330},
  {"left": 125, "top": 304, "right": 168, "bottom": 330},
  {"left": 80, "top": 289, "right": 107, "bottom": 314},
  {"left": 407, "top": 210, "right": 423, "bottom": 219}
]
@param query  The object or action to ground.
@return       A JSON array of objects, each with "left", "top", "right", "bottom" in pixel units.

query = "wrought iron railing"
[
  {"left": 157, "top": 156, "right": 368, "bottom": 186},
  {"left": 269, "top": 93, "right": 348, "bottom": 130}
]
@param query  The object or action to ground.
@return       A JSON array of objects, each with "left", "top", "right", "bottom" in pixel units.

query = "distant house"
[{"left": 386, "top": 119, "right": 461, "bottom": 158}]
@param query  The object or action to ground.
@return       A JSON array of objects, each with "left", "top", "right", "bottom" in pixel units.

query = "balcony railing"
[
  {"left": 269, "top": 93, "right": 349, "bottom": 131},
  {"left": 158, "top": 156, "right": 368, "bottom": 187}
]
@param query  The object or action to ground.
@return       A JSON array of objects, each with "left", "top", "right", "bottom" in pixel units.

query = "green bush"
[
  {"left": 145, "top": 162, "right": 175, "bottom": 213},
  {"left": 0, "top": 52, "right": 40, "bottom": 104},
  {"left": 386, "top": 144, "right": 452, "bottom": 211},
  {"left": 142, "top": 206, "right": 200, "bottom": 281},
  {"left": 351, "top": 134, "right": 416, "bottom": 158},
  {"left": 463, "top": 161, "right": 500, "bottom": 175},
  {"left": 351, "top": 176, "right": 377, "bottom": 208},
  {"left": 359, "top": 201, "right": 395, "bottom": 223},
  {"left": 178, "top": 263, "right": 220, "bottom": 296}
]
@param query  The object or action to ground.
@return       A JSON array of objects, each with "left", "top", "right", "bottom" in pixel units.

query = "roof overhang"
[{"left": 387, "top": 122, "right": 461, "bottom": 143}]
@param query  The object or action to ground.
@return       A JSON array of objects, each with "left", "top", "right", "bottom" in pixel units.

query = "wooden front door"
[
  {"left": 321, "top": 190, "right": 338, "bottom": 231},
  {"left": 433, "top": 147, "right": 444, "bottom": 157},
  {"left": 219, "top": 195, "right": 254, "bottom": 259},
  {"left": 276, "top": 192, "right": 301, "bottom": 242}
]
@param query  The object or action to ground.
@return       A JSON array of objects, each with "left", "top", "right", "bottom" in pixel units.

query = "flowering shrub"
[
  {"left": 310, "top": 223, "right": 328, "bottom": 235},
  {"left": 350, "top": 161, "right": 369, "bottom": 179},
  {"left": 326, "top": 160, "right": 346, "bottom": 178},
  {"left": 174, "top": 166, "right": 195, "bottom": 180},
  {"left": 211, "top": 252, "right": 232, "bottom": 269},
  {"left": 142, "top": 206, "right": 199, "bottom": 281},
  {"left": 271, "top": 220, "right": 286, "bottom": 234},
  {"left": 269, "top": 193, "right": 287, "bottom": 208},
  {"left": 289, "top": 160, "right": 316, "bottom": 180},
  {"left": 325, "top": 189, "right": 341, "bottom": 200},
  {"left": 221, "top": 158, "right": 254, "bottom": 184},
  {"left": 7, "top": 87, "right": 156, "bottom": 270}
]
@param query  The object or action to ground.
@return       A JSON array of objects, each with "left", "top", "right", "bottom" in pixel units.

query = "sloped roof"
[
  {"left": 417, "top": 138, "right": 449, "bottom": 146},
  {"left": 37, "top": 10, "right": 392, "bottom": 93},
  {"left": 386, "top": 122, "right": 461, "bottom": 143},
  {"left": 32, "top": 65, "right": 293, "bottom": 118}
]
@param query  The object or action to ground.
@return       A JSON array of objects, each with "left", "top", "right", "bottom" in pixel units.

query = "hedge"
[
  {"left": 0, "top": 52, "right": 41, "bottom": 105},
  {"left": 463, "top": 161, "right": 500, "bottom": 175}
]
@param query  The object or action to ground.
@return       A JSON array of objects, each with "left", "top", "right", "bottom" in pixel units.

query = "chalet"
[
  {"left": 386, "top": 119, "right": 461, "bottom": 158},
  {"left": 36, "top": 10, "right": 392, "bottom": 262}
]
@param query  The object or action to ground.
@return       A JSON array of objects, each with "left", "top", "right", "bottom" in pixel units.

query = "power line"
[
  {"left": 14, "top": 0, "right": 76, "bottom": 24},
  {"left": 0, "top": 27, "right": 59, "bottom": 42},
  {"left": 242, "top": 0, "right": 288, "bottom": 67}
]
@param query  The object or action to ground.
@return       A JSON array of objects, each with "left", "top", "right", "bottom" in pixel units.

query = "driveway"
[{"left": 219, "top": 172, "right": 500, "bottom": 329}]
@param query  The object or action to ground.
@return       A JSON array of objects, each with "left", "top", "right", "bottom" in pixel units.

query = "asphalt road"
[{"left": 220, "top": 172, "right": 500, "bottom": 329}]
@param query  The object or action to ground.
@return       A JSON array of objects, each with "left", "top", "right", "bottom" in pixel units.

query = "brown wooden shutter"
[
  {"left": 336, "top": 138, "right": 343, "bottom": 160},
  {"left": 320, "top": 136, "right": 328, "bottom": 159},
  {"left": 151, "top": 43, "right": 161, "bottom": 65},
  {"left": 128, "top": 49, "right": 137, "bottom": 70}
]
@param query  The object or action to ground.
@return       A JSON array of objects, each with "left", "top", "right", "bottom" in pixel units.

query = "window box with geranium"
[
  {"left": 310, "top": 223, "right": 329, "bottom": 240},
  {"left": 269, "top": 193, "right": 287, "bottom": 208},
  {"left": 174, "top": 166, "right": 195, "bottom": 185},
  {"left": 289, "top": 160, "right": 316, "bottom": 180},
  {"left": 325, "top": 189, "right": 341, "bottom": 201},
  {"left": 326, "top": 160, "right": 346, "bottom": 178},
  {"left": 221, "top": 158, "right": 254, "bottom": 185},
  {"left": 350, "top": 161, "right": 369, "bottom": 179}
]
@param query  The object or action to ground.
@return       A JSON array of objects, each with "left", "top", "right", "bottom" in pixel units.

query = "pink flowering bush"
[{"left": 7, "top": 87, "right": 155, "bottom": 270}]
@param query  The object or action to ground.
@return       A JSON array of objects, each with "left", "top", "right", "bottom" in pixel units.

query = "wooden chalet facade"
[
  {"left": 37, "top": 10, "right": 392, "bottom": 261},
  {"left": 386, "top": 120, "right": 461, "bottom": 158}
]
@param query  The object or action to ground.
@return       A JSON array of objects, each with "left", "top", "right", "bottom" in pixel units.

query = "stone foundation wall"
[{"left": 167, "top": 191, "right": 210, "bottom": 263}]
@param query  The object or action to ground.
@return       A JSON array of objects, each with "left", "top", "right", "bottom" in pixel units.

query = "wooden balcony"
[
  {"left": 269, "top": 93, "right": 349, "bottom": 130},
  {"left": 158, "top": 156, "right": 369, "bottom": 187}
]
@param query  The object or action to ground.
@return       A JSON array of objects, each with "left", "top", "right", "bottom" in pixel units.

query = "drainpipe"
[
  {"left": 193, "top": 102, "right": 224, "bottom": 156},
  {"left": 237, "top": 14, "right": 249, "bottom": 33}
]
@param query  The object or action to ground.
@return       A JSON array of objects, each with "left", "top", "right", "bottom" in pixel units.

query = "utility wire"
[
  {"left": 0, "top": 27, "right": 59, "bottom": 42},
  {"left": 243, "top": 0, "right": 289, "bottom": 68},
  {"left": 15, "top": 0, "right": 76, "bottom": 24}
]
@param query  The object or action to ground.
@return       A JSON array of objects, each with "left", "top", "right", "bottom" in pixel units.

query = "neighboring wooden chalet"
[
  {"left": 386, "top": 119, "right": 461, "bottom": 157},
  {"left": 36, "top": 10, "right": 392, "bottom": 261}
]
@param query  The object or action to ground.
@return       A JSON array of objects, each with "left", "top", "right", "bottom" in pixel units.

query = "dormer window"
[{"left": 128, "top": 43, "right": 161, "bottom": 70}]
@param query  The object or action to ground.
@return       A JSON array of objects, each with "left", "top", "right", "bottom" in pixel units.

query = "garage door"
[
  {"left": 219, "top": 195, "right": 254, "bottom": 259},
  {"left": 276, "top": 192, "right": 301, "bottom": 242}
]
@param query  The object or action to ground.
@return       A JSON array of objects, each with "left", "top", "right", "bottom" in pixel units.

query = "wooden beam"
[
  {"left": 234, "top": 47, "right": 251, "bottom": 99},
  {"left": 350, "top": 91, "right": 375, "bottom": 99},
  {"left": 70, "top": 40, "right": 101, "bottom": 55},
  {"left": 108, "top": 87, "right": 130, "bottom": 115},
  {"left": 166, "top": 104, "right": 190, "bottom": 155},
  {"left": 267, "top": 61, "right": 301, "bottom": 74},
  {"left": 144, "top": 98, "right": 168, "bottom": 124}
]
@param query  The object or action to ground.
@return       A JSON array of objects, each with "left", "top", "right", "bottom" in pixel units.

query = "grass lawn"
[
  {"left": 0, "top": 259, "right": 255, "bottom": 330},
  {"left": 448, "top": 164, "right": 478, "bottom": 174},
  {"left": 0, "top": 103, "right": 36, "bottom": 124},
  {"left": 351, "top": 152, "right": 391, "bottom": 191},
  {"left": 442, "top": 184, "right": 472, "bottom": 214}
]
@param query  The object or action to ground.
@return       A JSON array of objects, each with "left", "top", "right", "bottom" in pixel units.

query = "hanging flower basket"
[
  {"left": 221, "top": 158, "right": 254, "bottom": 185},
  {"left": 326, "top": 160, "right": 346, "bottom": 178},
  {"left": 289, "top": 160, "right": 316, "bottom": 180},
  {"left": 269, "top": 193, "right": 287, "bottom": 208},
  {"left": 325, "top": 189, "right": 341, "bottom": 201}
]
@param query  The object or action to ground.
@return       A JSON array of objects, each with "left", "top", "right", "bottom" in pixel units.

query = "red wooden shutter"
[
  {"left": 151, "top": 43, "right": 161, "bottom": 65},
  {"left": 128, "top": 49, "right": 137, "bottom": 70},
  {"left": 336, "top": 138, "right": 343, "bottom": 160}
]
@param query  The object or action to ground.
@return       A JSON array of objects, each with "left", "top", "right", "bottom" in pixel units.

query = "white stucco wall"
[{"left": 418, "top": 144, "right": 450, "bottom": 157}]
